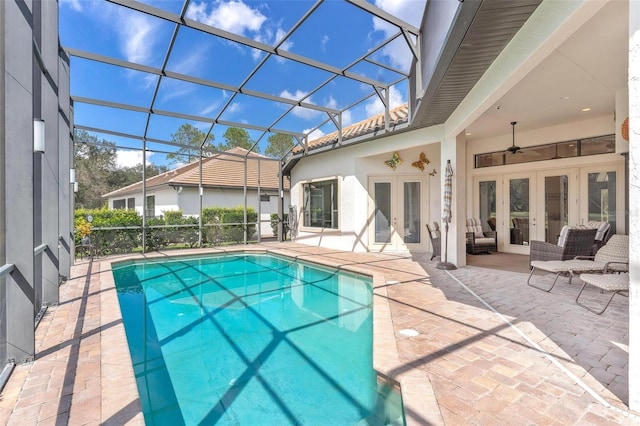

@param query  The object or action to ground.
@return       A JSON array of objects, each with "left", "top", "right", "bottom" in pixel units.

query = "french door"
[
  {"left": 503, "top": 173, "right": 536, "bottom": 254},
  {"left": 579, "top": 164, "right": 624, "bottom": 235},
  {"left": 368, "top": 176, "right": 428, "bottom": 252},
  {"left": 475, "top": 164, "right": 622, "bottom": 254}
]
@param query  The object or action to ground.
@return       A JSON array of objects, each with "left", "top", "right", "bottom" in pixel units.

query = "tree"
[
  {"left": 168, "top": 123, "right": 213, "bottom": 164},
  {"left": 265, "top": 133, "right": 295, "bottom": 158},
  {"left": 107, "top": 164, "right": 168, "bottom": 190},
  {"left": 74, "top": 130, "right": 118, "bottom": 209},
  {"left": 217, "top": 127, "right": 257, "bottom": 152}
]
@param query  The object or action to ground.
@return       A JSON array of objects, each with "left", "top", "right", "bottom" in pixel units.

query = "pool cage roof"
[{"left": 62, "top": 0, "right": 423, "bottom": 162}]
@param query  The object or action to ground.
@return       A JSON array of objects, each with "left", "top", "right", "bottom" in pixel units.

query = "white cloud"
[
  {"left": 116, "top": 150, "right": 152, "bottom": 169},
  {"left": 372, "top": 0, "right": 426, "bottom": 70},
  {"left": 374, "top": 0, "right": 424, "bottom": 28},
  {"left": 304, "top": 128, "right": 325, "bottom": 141},
  {"left": 279, "top": 90, "right": 321, "bottom": 120},
  {"left": 60, "top": 0, "right": 83, "bottom": 12},
  {"left": 365, "top": 85, "right": 404, "bottom": 116},
  {"left": 187, "top": 2, "right": 293, "bottom": 63},
  {"left": 187, "top": 1, "right": 266, "bottom": 36},
  {"left": 226, "top": 102, "right": 243, "bottom": 115},
  {"left": 325, "top": 96, "right": 352, "bottom": 126},
  {"left": 200, "top": 101, "right": 221, "bottom": 117},
  {"left": 171, "top": 45, "right": 210, "bottom": 75},
  {"left": 280, "top": 89, "right": 308, "bottom": 102},
  {"left": 159, "top": 80, "right": 196, "bottom": 103},
  {"left": 341, "top": 110, "right": 353, "bottom": 126},
  {"left": 321, "top": 35, "right": 330, "bottom": 52},
  {"left": 118, "top": 12, "right": 158, "bottom": 64},
  {"left": 276, "top": 28, "right": 293, "bottom": 51}
]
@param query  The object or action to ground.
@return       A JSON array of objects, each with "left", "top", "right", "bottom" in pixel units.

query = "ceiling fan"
[{"left": 507, "top": 121, "right": 522, "bottom": 154}]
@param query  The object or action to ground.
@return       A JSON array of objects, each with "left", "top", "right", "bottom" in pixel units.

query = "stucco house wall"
[{"left": 290, "top": 126, "right": 443, "bottom": 253}]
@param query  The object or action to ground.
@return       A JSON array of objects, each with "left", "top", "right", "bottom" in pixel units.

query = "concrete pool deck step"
[{"left": 0, "top": 244, "right": 638, "bottom": 425}]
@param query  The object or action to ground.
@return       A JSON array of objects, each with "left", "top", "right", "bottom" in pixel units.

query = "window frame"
[
  {"left": 145, "top": 195, "right": 155, "bottom": 219},
  {"left": 300, "top": 177, "right": 340, "bottom": 231}
]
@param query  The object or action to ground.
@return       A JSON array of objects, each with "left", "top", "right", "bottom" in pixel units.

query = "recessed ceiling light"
[
  {"left": 561, "top": 96, "right": 570, "bottom": 100},
  {"left": 465, "top": 132, "right": 471, "bottom": 136},
  {"left": 582, "top": 107, "right": 592, "bottom": 112}
]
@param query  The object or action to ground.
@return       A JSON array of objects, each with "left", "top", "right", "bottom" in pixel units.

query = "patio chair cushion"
[
  {"left": 474, "top": 237, "right": 496, "bottom": 245},
  {"left": 466, "top": 218, "right": 484, "bottom": 238},
  {"left": 428, "top": 222, "right": 440, "bottom": 239},
  {"left": 579, "top": 272, "right": 629, "bottom": 292},
  {"left": 586, "top": 221, "right": 610, "bottom": 242}
]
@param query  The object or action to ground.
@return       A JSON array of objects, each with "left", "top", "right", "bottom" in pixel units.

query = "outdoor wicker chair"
[
  {"left": 426, "top": 222, "right": 441, "bottom": 261},
  {"left": 529, "top": 226, "right": 597, "bottom": 266},
  {"left": 527, "top": 234, "right": 628, "bottom": 292},
  {"left": 576, "top": 272, "right": 629, "bottom": 315},
  {"left": 465, "top": 218, "right": 497, "bottom": 254}
]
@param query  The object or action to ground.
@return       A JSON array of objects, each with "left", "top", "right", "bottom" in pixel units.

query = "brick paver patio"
[{"left": 0, "top": 243, "right": 638, "bottom": 425}]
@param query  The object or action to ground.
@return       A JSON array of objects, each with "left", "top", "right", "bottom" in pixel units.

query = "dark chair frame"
[
  {"left": 529, "top": 228, "right": 597, "bottom": 267},
  {"left": 466, "top": 230, "right": 497, "bottom": 254},
  {"left": 426, "top": 223, "right": 441, "bottom": 261}
]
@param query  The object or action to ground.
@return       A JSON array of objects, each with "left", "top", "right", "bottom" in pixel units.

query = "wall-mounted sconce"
[
  {"left": 70, "top": 168, "right": 76, "bottom": 184},
  {"left": 73, "top": 182, "right": 78, "bottom": 193},
  {"left": 33, "top": 119, "right": 45, "bottom": 153}
]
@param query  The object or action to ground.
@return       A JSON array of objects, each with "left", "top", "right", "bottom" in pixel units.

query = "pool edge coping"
[{"left": 99, "top": 246, "right": 442, "bottom": 425}]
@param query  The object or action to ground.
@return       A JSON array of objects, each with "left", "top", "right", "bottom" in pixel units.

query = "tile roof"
[
  {"left": 103, "top": 147, "right": 288, "bottom": 198},
  {"left": 292, "top": 104, "right": 409, "bottom": 154}
]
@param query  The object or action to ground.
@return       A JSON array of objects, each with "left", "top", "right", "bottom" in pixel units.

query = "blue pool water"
[{"left": 112, "top": 253, "right": 404, "bottom": 425}]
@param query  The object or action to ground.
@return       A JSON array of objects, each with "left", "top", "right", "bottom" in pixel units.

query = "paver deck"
[{"left": 0, "top": 243, "right": 638, "bottom": 425}]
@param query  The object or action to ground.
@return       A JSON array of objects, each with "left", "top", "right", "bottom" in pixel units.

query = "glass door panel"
[
  {"left": 369, "top": 175, "right": 429, "bottom": 252},
  {"left": 403, "top": 181, "right": 421, "bottom": 244},
  {"left": 509, "top": 178, "right": 531, "bottom": 246},
  {"left": 374, "top": 182, "right": 391, "bottom": 244},
  {"left": 543, "top": 175, "right": 569, "bottom": 244},
  {"left": 479, "top": 180, "right": 497, "bottom": 232},
  {"left": 586, "top": 171, "right": 617, "bottom": 234}
]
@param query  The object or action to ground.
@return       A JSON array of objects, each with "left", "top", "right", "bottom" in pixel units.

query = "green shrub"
[
  {"left": 74, "top": 207, "right": 141, "bottom": 255},
  {"left": 163, "top": 210, "right": 184, "bottom": 224},
  {"left": 202, "top": 207, "right": 257, "bottom": 245},
  {"left": 74, "top": 206, "right": 258, "bottom": 255}
]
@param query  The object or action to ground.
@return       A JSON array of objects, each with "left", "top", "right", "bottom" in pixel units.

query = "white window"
[
  {"left": 145, "top": 195, "right": 155, "bottom": 218},
  {"left": 302, "top": 179, "right": 338, "bottom": 229}
]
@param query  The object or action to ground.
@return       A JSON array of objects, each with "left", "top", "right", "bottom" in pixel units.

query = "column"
[
  {"left": 628, "top": 0, "right": 640, "bottom": 412},
  {"left": 440, "top": 132, "right": 466, "bottom": 267}
]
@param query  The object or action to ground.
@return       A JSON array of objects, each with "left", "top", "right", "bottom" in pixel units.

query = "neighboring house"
[
  {"left": 103, "top": 147, "right": 290, "bottom": 236},
  {"left": 284, "top": 1, "right": 629, "bottom": 262}
]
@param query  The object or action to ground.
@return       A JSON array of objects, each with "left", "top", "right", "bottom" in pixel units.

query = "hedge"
[{"left": 74, "top": 207, "right": 258, "bottom": 255}]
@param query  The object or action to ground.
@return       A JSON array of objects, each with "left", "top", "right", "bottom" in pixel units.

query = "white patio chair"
[
  {"left": 576, "top": 272, "right": 629, "bottom": 315},
  {"left": 526, "top": 234, "right": 628, "bottom": 292}
]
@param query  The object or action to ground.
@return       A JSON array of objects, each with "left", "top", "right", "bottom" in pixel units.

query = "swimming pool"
[{"left": 112, "top": 253, "right": 404, "bottom": 425}]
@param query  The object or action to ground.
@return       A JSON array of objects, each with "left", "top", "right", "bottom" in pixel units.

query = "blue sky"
[{"left": 59, "top": 0, "right": 425, "bottom": 167}]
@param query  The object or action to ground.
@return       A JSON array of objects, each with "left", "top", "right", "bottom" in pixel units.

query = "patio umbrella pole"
[{"left": 437, "top": 160, "right": 457, "bottom": 270}]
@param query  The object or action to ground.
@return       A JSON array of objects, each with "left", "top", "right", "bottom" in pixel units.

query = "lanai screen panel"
[{"left": 60, "top": 0, "right": 424, "bottom": 158}]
